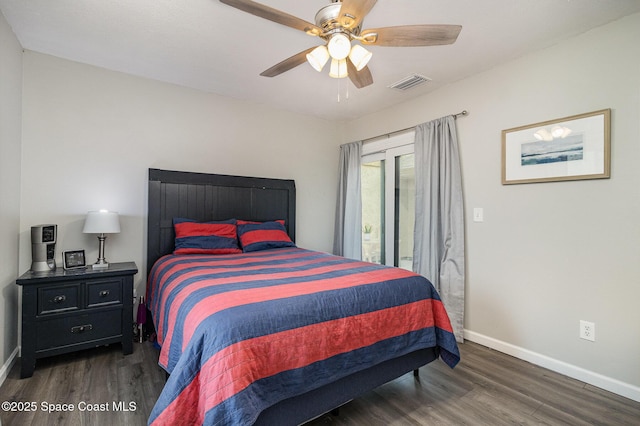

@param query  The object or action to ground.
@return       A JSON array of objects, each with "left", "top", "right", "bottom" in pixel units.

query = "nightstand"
[{"left": 16, "top": 262, "right": 137, "bottom": 378}]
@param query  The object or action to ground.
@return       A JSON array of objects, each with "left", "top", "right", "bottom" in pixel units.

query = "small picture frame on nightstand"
[{"left": 62, "top": 250, "right": 86, "bottom": 270}]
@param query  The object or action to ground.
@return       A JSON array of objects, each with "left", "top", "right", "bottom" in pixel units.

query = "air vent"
[{"left": 388, "top": 74, "right": 431, "bottom": 91}]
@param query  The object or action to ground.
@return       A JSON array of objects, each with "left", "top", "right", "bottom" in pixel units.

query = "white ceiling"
[{"left": 2, "top": 0, "right": 640, "bottom": 121}]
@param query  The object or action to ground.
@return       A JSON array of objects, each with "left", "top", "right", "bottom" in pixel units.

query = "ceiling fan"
[{"left": 219, "top": 0, "right": 462, "bottom": 88}]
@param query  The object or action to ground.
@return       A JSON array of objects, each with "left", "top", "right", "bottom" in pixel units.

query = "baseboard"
[
  {"left": 464, "top": 330, "right": 640, "bottom": 403},
  {"left": 0, "top": 346, "right": 19, "bottom": 387}
]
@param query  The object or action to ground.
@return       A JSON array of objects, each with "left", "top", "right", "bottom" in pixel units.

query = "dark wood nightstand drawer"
[
  {"left": 38, "top": 284, "right": 80, "bottom": 315},
  {"left": 87, "top": 278, "right": 122, "bottom": 308},
  {"left": 35, "top": 310, "right": 122, "bottom": 352},
  {"left": 17, "top": 261, "right": 137, "bottom": 378}
]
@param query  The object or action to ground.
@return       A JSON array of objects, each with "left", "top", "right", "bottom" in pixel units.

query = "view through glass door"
[{"left": 361, "top": 143, "right": 415, "bottom": 270}]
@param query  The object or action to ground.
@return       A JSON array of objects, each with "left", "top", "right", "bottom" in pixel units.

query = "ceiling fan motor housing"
[{"left": 315, "top": 3, "right": 361, "bottom": 37}]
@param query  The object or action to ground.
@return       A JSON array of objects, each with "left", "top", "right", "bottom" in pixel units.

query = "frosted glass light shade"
[
  {"left": 348, "top": 44, "right": 372, "bottom": 71},
  {"left": 329, "top": 59, "right": 348, "bottom": 78},
  {"left": 83, "top": 210, "right": 121, "bottom": 234},
  {"left": 327, "top": 33, "right": 351, "bottom": 60},
  {"left": 306, "top": 45, "right": 330, "bottom": 72}
]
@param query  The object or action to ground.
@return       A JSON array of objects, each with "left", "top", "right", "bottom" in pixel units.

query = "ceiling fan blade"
[
  {"left": 346, "top": 58, "right": 373, "bottom": 89},
  {"left": 361, "top": 24, "right": 462, "bottom": 47},
  {"left": 260, "top": 47, "right": 316, "bottom": 77},
  {"left": 338, "top": 0, "right": 378, "bottom": 30},
  {"left": 220, "top": 0, "right": 323, "bottom": 36}
]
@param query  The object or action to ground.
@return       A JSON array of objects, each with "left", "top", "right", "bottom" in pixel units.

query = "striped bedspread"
[{"left": 147, "top": 248, "right": 460, "bottom": 425}]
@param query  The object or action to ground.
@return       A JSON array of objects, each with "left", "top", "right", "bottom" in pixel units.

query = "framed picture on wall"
[{"left": 502, "top": 109, "right": 611, "bottom": 184}]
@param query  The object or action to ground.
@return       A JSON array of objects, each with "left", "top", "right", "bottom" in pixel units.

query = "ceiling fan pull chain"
[{"left": 335, "top": 78, "right": 349, "bottom": 103}]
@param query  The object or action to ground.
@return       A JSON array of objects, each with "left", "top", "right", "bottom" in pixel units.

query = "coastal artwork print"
[
  {"left": 520, "top": 134, "right": 584, "bottom": 166},
  {"left": 502, "top": 109, "right": 610, "bottom": 184}
]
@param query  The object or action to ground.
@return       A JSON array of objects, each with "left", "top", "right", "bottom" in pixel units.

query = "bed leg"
[{"left": 413, "top": 369, "right": 420, "bottom": 377}]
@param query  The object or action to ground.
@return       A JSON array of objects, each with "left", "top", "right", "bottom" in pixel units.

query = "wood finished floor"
[{"left": 0, "top": 341, "right": 638, "bottom": 425}]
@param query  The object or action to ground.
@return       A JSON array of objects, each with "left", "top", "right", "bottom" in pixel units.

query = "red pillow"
[{"left": 173, "top": 218, "right": 241, "bottom": 255}]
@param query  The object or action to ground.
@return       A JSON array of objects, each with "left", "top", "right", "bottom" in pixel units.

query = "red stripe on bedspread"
[
  {"left": 153, "top": 298, "right": 447, "bottom": 425},
  {"left": 154, "top": 251, "right": 326, "bottom": 344},
  {"left": 149, "top": 250, "right": 305, "bottom": 300},
  {"left": 160, "top": 266, "right": 416, "bottom": 367},
  {"left": 147, "top": 249, "right": 307, "bottom": 308}
]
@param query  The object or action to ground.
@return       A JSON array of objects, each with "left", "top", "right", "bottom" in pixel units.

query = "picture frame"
[
  {"left": 502, "top": 109, "right": 611, "bottom": 184},
  {"left": 62, "top": 249, "right": 86, "bottom": 270}
]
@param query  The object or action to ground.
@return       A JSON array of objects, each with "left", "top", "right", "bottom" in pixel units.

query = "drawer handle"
[
  {"left": 51, "top": 295, "right": 66, "bottom": 303},
  {"left": 99, "top": 290, "right": 110, "bottom": 297},
  {"left": 71, "top": 324, "right": 93, "bottom": 334}
]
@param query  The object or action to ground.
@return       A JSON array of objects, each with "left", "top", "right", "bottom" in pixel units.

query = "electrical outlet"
[{"left": 580, "top": 320, "right": 595, "bottom": 341}]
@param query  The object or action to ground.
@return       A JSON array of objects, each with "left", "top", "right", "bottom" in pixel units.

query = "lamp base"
[
  {"left": 92, "top": 262, "right": 109, "bottom": 269},
  {"left": 93, "top": 233, "right": 110, "bottom": 269}
]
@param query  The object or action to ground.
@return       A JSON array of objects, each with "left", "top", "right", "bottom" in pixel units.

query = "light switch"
[{"left": 473, "top": 208, "right": 484, "bottom": 222}]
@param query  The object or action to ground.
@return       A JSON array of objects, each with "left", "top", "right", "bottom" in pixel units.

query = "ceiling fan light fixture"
[
  {"left": 348, "top": 44, "right": 372, "bottom": 71},
  {"left": 219, "top": 0, "right": 462, "bottom": 89},
  {"left": 327, "top": 33, "right": 351, "bottom": 60},
  {"left": 306, "top": 45, "right": 330, "bottom": 72},
  {"left": 329, "top": 58, "right": 348, "bottom": 79}
]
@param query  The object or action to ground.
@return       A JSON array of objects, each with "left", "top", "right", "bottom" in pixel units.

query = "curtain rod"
[{"left": 362, "top": 110, "right": 468, "bottom": 143}]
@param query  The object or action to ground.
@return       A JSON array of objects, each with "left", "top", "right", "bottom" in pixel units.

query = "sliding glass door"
[
  {"left": 361, "top": 157, "right": 385, "bottom": 264},
  {"left": 361, "top": 143, "right": 415, "bottom": 270}
]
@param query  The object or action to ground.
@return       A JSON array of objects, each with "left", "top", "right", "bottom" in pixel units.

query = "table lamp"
[{"left": 82, "top": 210, "right": 120, "bottom": 269}]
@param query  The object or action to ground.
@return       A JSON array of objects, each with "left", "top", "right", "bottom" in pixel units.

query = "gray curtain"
[
  {"left": 413, "top": 116, "right": 465, "bottom": 342},
  {"left": 333, "top": 141, "right": 362, "bottom": 260}
]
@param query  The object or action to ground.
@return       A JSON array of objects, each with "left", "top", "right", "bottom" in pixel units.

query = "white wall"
[
  {"left": 0, "top": 10, "right": 22, "bottom": 380},
  {"left": 344, "top": 13, "right": 640, "bottom": 400},
  {"left": 19, "top": 52, "right": 341, "bottom": 300}
]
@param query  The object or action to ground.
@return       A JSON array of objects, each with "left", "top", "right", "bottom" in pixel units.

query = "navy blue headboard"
[{"left": 147, "top": 168, "right": 296, "bottom": 274}]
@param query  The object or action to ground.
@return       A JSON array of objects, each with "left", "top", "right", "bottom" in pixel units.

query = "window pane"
[
  {"left": 395, "top": 153, "right": 414, "bottom": 271},
  {"left": 361, "top": 160, "right": 384, "bottom": 264}
]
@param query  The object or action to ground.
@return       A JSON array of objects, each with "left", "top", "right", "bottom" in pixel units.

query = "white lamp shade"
[
  {"left": 306, "top": 45, "right": 330, "bottom": 72},
  {"left": 327, "top": 33, "right": 351, "bottom": 60},
  {"left": 348, "top": 44, "right": 372, "bottom": 71},
  {"left": 83, "top": 210, "right": 121, "bottom": 234},
  {"left": 329, "top": 58, "right": 348, "bottom": 78}
]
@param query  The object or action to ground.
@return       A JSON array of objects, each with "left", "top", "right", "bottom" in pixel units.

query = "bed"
[{"left": 146, "top": 168, "right": 460, "bottom": 425}]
